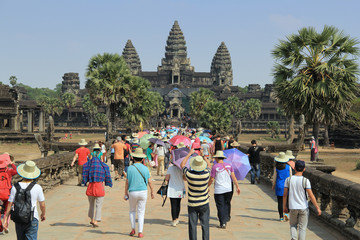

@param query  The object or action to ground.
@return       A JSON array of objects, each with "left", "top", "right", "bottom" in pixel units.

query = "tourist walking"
[
  {"left": 247, "top": 140, "right": 266, "bottom": 184},
  {"left": 283, "top": 160, "right": 321, "bottom": 240},
  {"left": 191, "top": 137, "right": 201, "bottom": 156},
  {"left": 4, "top": 161, "right": 46, "bottom": 240},
  {"left": 155, "top": 144, "right": 166, "bottom": 176},
  {"left": 165, "top": 162, "right": 186, "bottom": 226},
  {"left": 212, "top": 135, "right": 224, "bottom": 155},
  {"left": 110, "top": 140, "right": 116, "bottom": 172},
  {"left": 181, "top": 150, "right": 211, "bottom": 240},
  {"left": 111, "top": 137, "right": 127, "bottom": 180},
  {"left": 310, "top": 136, "right": 317, "bottom": 162},
  {"left": 201, "top": 140, "right": 210, "bottom": 158},
  {"left": 71, "top": 139, "right": 91, "bottom": 186},
  {"left": 163, "top": 137, "right": 171, "bottom": 170},
  {"left": 272, "top": 152, "right": 292, "bottom": 222},
  {"left": 208, "top": 151, "right": 240, "bottom": 229},
  {"left": 82, "top": 144, "right": 112, "bottom": 228},
  {"left": 125, "top": 148, "right": 155, "bottom": 238},
  {"left": 0, "top": 153, "right": 17, "bottom": 233}
]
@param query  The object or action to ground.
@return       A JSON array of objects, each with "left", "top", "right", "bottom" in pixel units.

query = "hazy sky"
[{"left": 1, "top": 0, "right": 360, "bottom": 89}]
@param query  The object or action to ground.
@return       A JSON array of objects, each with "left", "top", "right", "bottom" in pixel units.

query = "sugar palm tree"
[
  {"left": 61, "top": 92, "right": 76, "bottom": 120},
  {"left": 225, "top": 96, "right": 246, "bottom": 135},
  {"left": 85, "top": 53, "right": 131, "bottom": 133},
  {"left": 82, "top": 94, "right": 98, "bottom": 126},
  {"left": 244, "top": 98, "right": 261, "bottom": 129},
  {"left": 272, "top": 26, "right": 359, "bottom": 146},
  {"left": 189, "top": 88, "right": 215, "bottom": 125},
  {"left": 199, "top": 100, "right": 232, "bottom": 134}
]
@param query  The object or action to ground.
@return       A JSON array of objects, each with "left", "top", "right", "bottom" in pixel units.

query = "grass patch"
[
  {"left": 260, "top": 137, "right": 287, "bottom": 142},
  {"left": 356, "top": 160, "right": 360, "bottom": 170}
]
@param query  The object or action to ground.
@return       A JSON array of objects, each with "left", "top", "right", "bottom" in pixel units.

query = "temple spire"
[
  {"left": 122, "top": 39, "right": 142, "bottom": 76},
  {"left": 210, "top": 42, "right": 233, "bottom": 86}
]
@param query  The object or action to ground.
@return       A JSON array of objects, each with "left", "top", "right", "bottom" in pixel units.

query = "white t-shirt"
[
  {"left": 8, "top": 182, "right": 45, "bottom": 221},
  {"left": 285, "top": 176, "right": 311, "bottom": 210},
  {"left": 155, "top": 146, "right": 165, "bottom": 157},
  {"left": 166, "top": 166, "right": 185, "bottom": 198},
  {"left": 211, "top": 163, "right": 233, "bottom": 194}
]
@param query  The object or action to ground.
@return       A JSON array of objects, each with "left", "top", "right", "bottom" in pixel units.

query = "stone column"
[
  {"left": 27, "top": 110, "right": 34, "bottom": 133},
  {"left": 178, "top": 108, "right": 181, "bottom": 118},
  {"left": 39, "top": 111, "right": 45, "bottom": 132}
]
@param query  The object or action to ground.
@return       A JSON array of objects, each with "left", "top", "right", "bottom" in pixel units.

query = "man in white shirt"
[
  {"left": 283, "top": 160, "right": 321, "bottom": 240},
  {"left": 4, "top": 161, "right": 46, "bottom": 239}
]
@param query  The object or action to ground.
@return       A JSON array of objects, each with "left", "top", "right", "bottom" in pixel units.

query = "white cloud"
[{"left": 269, "top": 14, "right": 304, "bottom": 31}]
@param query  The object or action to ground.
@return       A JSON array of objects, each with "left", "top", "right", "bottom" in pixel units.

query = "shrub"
[
  {"left": 356, "top": 160, "right": 360, "bottom": 170},
  {"left": 267, "top": 121, "right": 280, "bottom": 138}
]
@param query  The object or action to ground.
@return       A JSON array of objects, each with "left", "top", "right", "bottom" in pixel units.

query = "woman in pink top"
[{"left": 191, "top": 137, "right": 201, "bottom": 155}]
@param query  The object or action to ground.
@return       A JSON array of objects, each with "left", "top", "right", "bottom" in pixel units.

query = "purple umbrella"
[
  {"left": 172, "top": 148, "right": 198, "bottom": 169},
  {"left": 148, "top": 138, "right": 164, "bottom": 146},
  {"left": 223, "top": 148, "right": 251, "bottom": 180}
]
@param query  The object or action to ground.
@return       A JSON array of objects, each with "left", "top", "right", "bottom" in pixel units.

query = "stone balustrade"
[
  {"left": 13, "top": 152, "right": 76, "bottom": 192},
  {"left": 238, "top": 146, "right": 360, "bottom": 239}
]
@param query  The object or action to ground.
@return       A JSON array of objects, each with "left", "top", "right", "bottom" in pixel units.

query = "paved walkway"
[{"left": 2, "top": 168, "right": 344, "bottom": 240}]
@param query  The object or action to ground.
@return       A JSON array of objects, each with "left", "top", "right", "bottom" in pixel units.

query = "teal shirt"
[
  {"left": 127, "top": 163, "right": 150, "bottom": 192},
  {"left": 146, "top": 148, "right": 153, "bottom": 162}
]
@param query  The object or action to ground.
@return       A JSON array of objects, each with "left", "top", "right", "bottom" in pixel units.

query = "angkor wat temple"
[{"left": 0, "top": 20, "right": 281, "bottom": 132}]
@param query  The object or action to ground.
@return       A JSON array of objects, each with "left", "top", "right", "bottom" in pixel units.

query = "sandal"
[{"left": 129, "top": 229, "right": 136, "bottom": 236}]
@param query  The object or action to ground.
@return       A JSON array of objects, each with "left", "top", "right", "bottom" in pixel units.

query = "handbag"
[{"left": 156, "top": 179, "right": 168, "bottom": 207}]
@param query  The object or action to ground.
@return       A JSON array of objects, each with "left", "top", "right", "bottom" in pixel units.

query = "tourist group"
[{"left": 0, "top": 126, "right": 321, "bottom": 240}]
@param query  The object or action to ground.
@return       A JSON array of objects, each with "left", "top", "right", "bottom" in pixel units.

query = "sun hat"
[
  {"left": 230, "top": 141, "right": 240, "bottom": 147},
  {"left": 177, "top": 142, "right": 186, "bottom": 148},
  {"left": 78, "top": 139, "right": 88, "bottom": 145},
  {"left": 132, "top": 139, "right": 139, "bottom": 143},
  {"left": 162, "top": 137, "right": 169, "bottom": 142},
  {"left": 125, "top": 136, "right": 131, "bottom": 141},
  {"left": 274, "top": 152, "right": 289, "bottom": 163},
  {"left": 202, "top": 139, "right": 207, "bottom": 143},
  {"left": 116, "top": 136, "right": 122, "bottom": 141},
  {"left": 311, "top": 136, "right": 315, "bottom": 140},
  {"left": 191, "top": 136, "right": 195, "bottom": 140},
  {"left": 285, "top": 150, "right": 295, "bottom": 160},
  {"left": 213, "top": 150, "right": 227, "bottom": 159},
  {"left": 295, "top": 160, "right": 305, "bottom": 171},
  {"left": 132, "top": 133, "right": 139, "bottom": 138},
  {"left": 17, "top": 161, "right": 41, "bottom": 180},
  {"left": 131, "top": 148, "right": 146, "bottom": 158},
  {"left": 190, "top": 156, "right": 207, "bottom": 172},
  {"left": 93, "top": 143, "right": 101, "bottom": 150},
  {"left": 0, "top": 154, "right": 11, "bottom": 168}
]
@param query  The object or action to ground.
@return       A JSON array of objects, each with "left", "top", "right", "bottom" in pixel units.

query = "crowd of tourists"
[{"left": 0, "top": 126, "right": 322, "bottom": 240}]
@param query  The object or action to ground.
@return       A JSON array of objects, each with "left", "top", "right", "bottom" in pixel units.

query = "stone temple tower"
[
  {"left": 122, "top": 40, "right": 142, "bottom": 76},
  {"left": 157, "top": 20, "right": 194, "bottom": 85},
  {"left": 210, "top": 42, "right": 233, "bottom": 86},
  {"left": 61, "top": 72, "right": 80, "bottom": 95}
]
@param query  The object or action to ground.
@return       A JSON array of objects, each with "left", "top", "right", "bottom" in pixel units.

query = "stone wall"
[
  {"left": 238, "top": 146, "right": 360, "bottom": 239},
  {"left": 13, "top": 152, "right": 76, "bottom": 192}
]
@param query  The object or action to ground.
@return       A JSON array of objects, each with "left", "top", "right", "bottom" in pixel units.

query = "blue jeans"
[
  {"left": 15, "top": 218, "right": 39, "bottom": 240},
  {"left": 188, "top": 203, "right": 210, "bottom": 240},
  {"left": 250, "top": 163, "right": 260, "bottom": 184}
]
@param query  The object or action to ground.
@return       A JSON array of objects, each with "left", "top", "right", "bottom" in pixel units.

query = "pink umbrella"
[
  {"left": 138, "top": 131, "right": 148, "bottom": 139},
  {"left": 168, "top": 135, "right": 191, "bottom": 146}
]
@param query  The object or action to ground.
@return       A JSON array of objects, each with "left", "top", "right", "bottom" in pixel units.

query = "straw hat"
[
  {"left": 17, "top": 161, "right": 41, "bottom": 180},
  {"left": 202, "top": 139, "right": 207, "bottom": 143},
  {"left": 230, "top": 141, "right": 240, "bottom": 147},
  {"left": 213, "top": 151, "right": 227, "bottom": 159},
  {"left": 132, "top": 133, "right": 139, "bottom": 138},
  {"left": 162, "top": 137, "right": 169, "bottom": 142},
  {"left": 93, "top": 143, "right": 101, "bottom": 150},
  {"left": 285, "top": 150, "right": 295, "bottom": 160},
  {"left": 131, "top": 148, "right": 146, "bottom": 158},
  {"left": 191, "top": 136, "right": 195, "bottom": 140},
  {"left": 125, "top": 136, "right": 131, "bottom": 141},
  {"left": 132, "top": 139, "right": 139, "bottom": 143},
  {"left": 78, "top": 139, "right": 88, "bottom": 145},
  {"left": 116, "top": 136, "right": 122, "bottom": 141},
  {"left": 190, "top": 156, "right": 207, "bottom": 172},
  {"left": 177, "top": 142, "right": 186, "bottom": 148},
  {"left": 274, "top": 152, "right": 289, "bottom": 163},
  {"left": 0, "top": 154, "right": 11, "bottom": 168}
]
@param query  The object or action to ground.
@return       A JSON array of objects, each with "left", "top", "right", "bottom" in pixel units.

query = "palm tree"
[
  {"left": 225, "top": 96, "right": 246, "bottom": 135},
  {"left": 199, "top": 100, "right": 232, "bottom": 134},
  {"left": 82, "top": 94, "right": 98, "bottom": 126},
  {"left": 244, "top": 98, "right": 261, "bottom": 129},
  {"left": 61, "top": 92, "right": 76, "bottom": 120},
  {"left": 272, "top": 26, "right": 359, "bottom": 147},
  {"left": 85, "top": 53, "right": 131, "bottom": 133},
  {"left": 9, "top": 76, "right": 17, "bottom": 87},
  {"left": 189, "top": 88, "right": 215, "bottom": 125}
]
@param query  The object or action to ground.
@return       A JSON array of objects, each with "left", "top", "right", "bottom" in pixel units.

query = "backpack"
[
  {"left": 11, "top": 182, "right": 36, "bottom": 224},
  {"left": 287, "top": 176, "right": 308, "bottom": 200},
  {"left": 0, "top": 170, "right": 11, "bottom": 201}
]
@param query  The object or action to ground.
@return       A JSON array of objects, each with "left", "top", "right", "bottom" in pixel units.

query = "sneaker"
[
  {"left": 129, "top": 229, "right": 136, "bottom": 236},
  {"left": 280, "top": 218, "right": 284, "bottom": 222},
  {"left": 138, "top": 233, "right": 144, "bottom": 238},
  {"left": 217, "top": 224, "right": 226, "bottom": 229},
  {"left": 175, "top": 219, "right": 179, "bottom": 225},
  {"left": 171, "top": 221, "right": 177, "bottom": 227},
  {"left": 284, "top": 213, "right": 289, "bottom": 221}
]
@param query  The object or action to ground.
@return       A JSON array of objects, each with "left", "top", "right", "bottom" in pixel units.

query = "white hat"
[
  {"left": 78, "top": 139, "right": 88, "bottom": 145},
  {"left": 190, "top": 156, "right": 207, "bottom": 172},
  {"left": 285, "top": 150, "right": 295, "bottom": 160},
  {"left": 17, "top": 161, "right": 41, "bottom": 180},
  {"left": 93, "top": 143, "right": 101, "bottom": 150},
  {"left": 177, "top": 142, "right": 185, "bottom": 148},
  {"left": 274, "top": 152, "right": 289, "bottom": 163},
  {"left": 230, "top": 141, "right": 240, "bottom": 147},
  {"left": 131, "top": 148, "right": 146, "bottom": 158},
  {"left": 213, "top": 150, "right": 227, "bottom": 159}
]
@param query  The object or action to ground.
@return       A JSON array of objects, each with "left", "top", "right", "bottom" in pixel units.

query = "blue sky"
[{"left": 1, "top": 0, "right": 360, "bottom": 89}]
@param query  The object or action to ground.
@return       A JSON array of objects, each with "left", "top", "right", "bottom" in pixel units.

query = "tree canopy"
[{"left": 189, "top": 88, "right": 215, "bottom": 120}]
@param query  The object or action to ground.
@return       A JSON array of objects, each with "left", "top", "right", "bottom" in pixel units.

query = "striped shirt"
[{"left": 183, "top": 167, "right": 210, "bottom": 207}]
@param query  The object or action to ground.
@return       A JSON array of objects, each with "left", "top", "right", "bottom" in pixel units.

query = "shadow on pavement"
[
  {"left": 50, "top": 222, "right": 90, "bottom": 227},
  {"left": 246, "top": 208, "right": 277, "bottom": 213},
  {"left": 237, "top": 214, "right": 279, "bottom": 222},
  {"left": 86, "top": 229, "right": 129, "bottom": 236}
]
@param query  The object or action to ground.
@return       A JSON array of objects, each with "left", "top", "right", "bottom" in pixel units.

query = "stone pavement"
[{"left": 2, "top": 168, "right": 345, "bottom": 240}]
